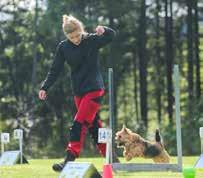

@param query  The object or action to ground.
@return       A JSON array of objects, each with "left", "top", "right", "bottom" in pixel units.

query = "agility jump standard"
[{"left": 109, "top": 65, "right": 183, "bottom": 172}]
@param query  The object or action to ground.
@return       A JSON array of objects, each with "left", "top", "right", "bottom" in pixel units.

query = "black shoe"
[
  {"left": 52, "top": 162, "right": 65, "bottom": 172},
  {"left": 52, "top": 151, "right": 76, "bottom": 172}
]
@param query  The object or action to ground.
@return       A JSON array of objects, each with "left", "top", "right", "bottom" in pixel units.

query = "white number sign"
[
  {"left": 14, "top": 129, "right": 23, "bottom": 139},
  {"left": 98, "top": 128, "right": 112, "bottom": 143},
  {"left": 1, "top": 133, "right": 10, "bottom": 143}
]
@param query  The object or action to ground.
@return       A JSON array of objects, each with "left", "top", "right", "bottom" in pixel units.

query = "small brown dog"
[{"left": 115, "top": 126, "right": 170, "bottom": 163}]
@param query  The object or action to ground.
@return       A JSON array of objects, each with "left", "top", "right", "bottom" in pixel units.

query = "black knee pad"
[
  {"left": 89, "top": 114, "right": 100, "bottom": 144},
  {"left": 69, "top": 121, "right": 82, "bottom": 142}
]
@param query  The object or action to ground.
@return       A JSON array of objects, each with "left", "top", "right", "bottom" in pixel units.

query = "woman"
[{"left": 38, "top": 14, "right": 116, "bottom": 172}]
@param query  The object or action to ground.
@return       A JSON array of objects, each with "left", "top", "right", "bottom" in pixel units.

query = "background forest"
[{"left": 0, "top": 0, "right": 203, "bottom": 158}]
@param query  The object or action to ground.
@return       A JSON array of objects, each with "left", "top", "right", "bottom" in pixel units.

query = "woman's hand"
[
  {"left": 95, "top": 25, "right": 105, "bottom": 36},
  {"left": 38, "top": 90, "right": 47, "bottom": 100}
]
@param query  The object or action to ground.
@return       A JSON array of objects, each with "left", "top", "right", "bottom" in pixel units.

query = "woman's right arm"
[{"left": 39, "top": 43, "right": 65, "bottom": 100}]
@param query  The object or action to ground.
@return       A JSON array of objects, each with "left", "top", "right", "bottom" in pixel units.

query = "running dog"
[{"left": 115, "top": 126, "right": 170, "bottom": 163}]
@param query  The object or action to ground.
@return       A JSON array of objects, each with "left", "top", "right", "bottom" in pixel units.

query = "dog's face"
[{"left": 115, "top": 126, "right": 140, "bottom": 147}]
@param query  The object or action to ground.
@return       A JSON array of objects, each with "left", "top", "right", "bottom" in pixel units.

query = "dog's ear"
[
  {"left": 122, "top": 125, "right": 128, "bottom": 132},
  {"left": 124, "top": 127, "right": 132, "bottom": 134},
  {"left": 122, "top": 125, "right": 131, "bottom": 134}
]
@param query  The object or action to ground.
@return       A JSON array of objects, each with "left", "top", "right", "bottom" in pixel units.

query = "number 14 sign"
[{"left": 98, "top": 128, "right": 112, "bottom": 143}]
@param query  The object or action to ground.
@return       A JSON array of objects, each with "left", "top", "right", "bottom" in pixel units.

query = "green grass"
[{"left": 0, "top": 156, "right": 203, "bottom": 178}]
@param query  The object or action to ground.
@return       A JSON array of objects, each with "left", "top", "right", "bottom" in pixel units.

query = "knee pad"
[
  {"left": 89, "top": 114, "right": 102, "bottom": 144},
  {"left": 69, "top": 121, "right": 82, "bottom": 142}
]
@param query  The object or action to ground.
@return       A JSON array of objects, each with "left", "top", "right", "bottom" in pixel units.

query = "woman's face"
[{"left": 67, "top": 29, "right": 82, "bottom": 45}]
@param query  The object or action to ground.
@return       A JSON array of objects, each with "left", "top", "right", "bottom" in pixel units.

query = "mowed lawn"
[{"left": 0, "top": 156, "right": 203, "bottom": 178}]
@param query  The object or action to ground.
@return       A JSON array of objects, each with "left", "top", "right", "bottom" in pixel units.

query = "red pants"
[{"left": 66, "top": 89, "right": 106, "bottom": 157}]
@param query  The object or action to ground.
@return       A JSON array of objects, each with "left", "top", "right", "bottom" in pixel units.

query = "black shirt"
[{"left": 41, "top": 27, "right": 115, "bottom": 96}]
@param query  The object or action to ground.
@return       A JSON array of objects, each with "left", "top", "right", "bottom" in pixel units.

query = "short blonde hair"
[{"left": 62, "top": 15, "right": 85, "bottom": 35}]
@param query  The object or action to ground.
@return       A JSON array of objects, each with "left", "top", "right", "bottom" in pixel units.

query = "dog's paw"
[{"left": 125, "top": 153, "right": 132, "bottom": 161}]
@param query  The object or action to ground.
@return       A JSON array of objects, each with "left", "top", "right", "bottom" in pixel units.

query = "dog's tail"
[{"left": 155, "top": 129, "right": 161, "bottom": 142}]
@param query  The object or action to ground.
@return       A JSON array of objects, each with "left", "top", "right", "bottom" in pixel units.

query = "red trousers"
[{"left": 66, "top": 89, "right": 106, "bottom": 157}]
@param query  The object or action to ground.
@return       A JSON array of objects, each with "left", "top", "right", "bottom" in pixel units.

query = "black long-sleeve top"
[{"left": 40, "top": 27, "right": 115, "bottom": 96}]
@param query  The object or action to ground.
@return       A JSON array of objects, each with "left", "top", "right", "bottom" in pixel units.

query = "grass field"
[{"left": 0, "top": 156, "right": 203, "bottom": 178}]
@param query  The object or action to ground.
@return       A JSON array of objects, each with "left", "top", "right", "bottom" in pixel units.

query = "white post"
[
  {"left": 106, "top": 132, "right": 112, "bottom": 164},
  {"left": 108, "top": 68, "right": 114, "bottom": 164},
  {"left": 1, "top": 133, "right": 10, "bottom": 155},
  {"left": 1, "top": 140, "right": 4, "bottom": 155},
  {"left": 199, "top": 127, "right": 203, "bottom": 155},
  {"left": 173, "top": 65, "right": 183, "bottom": 171},
  {"left": 20, "top": 136, "right": 23, "bottom": 164},
  {"left": 14, "top": 129, "right": 23, "bottom": 164},
  {"left": 106, "top": 141, "right": 110, "bottom": 164},
  {"left": 98, "top": 128, "right": 112, "bottom": 164}
]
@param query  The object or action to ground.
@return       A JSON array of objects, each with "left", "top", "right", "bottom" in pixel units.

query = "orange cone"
[{"left": 102, "top": 164, "right": 113, "bottom": 178}]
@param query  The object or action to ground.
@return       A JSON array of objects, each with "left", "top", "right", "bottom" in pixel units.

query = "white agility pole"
[
  {"left": 1, "top": 133, "right": 10, "bottom": 155},
  {"left": 108, "top": 68, "right": 114, "bottom": 164},
  {"left": 173, "top": 65, "right": 183, "bottom": 171},
  {"left": 14, "top": 129, "right": 23, "bottom": 164},
  {"left": 98, "top": 128, "right": 112, "bottom": 164},
  {"left": 195, "top": 127, "right": 203, "bottom": 168},
  {"left": 200, "top": 127, "right": 203, "bottom": 154}
]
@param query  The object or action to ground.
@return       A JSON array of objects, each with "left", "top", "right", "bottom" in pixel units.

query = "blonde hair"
[{"left": 62, "top": 14, "right": 85, "bottom": 35}]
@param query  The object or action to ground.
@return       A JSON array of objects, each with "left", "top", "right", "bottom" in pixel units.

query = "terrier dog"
[{"left": 115, "top": 126, "right": 170, "bottom": 163}]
